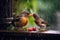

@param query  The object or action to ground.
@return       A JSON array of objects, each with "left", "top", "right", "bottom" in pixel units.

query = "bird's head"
[
  {"left": 21, "top": 11, "right": 30, "bottom": 17},
  {"left": 22, "top": 10, "right": 35, "bottom": 17},
  {"left": 33, "top": 14, "right": 40, "bottom": 19},
  {"left": 21, "top": 11, "right": 34, "bottom": 17}
]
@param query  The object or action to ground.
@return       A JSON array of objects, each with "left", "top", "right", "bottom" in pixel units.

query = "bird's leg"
[
  {"left": 18, "top": 27, "right": 24, "bottom": 31},
  {"left": 39, "top": 24, "right": 47, "bottom": 32}
]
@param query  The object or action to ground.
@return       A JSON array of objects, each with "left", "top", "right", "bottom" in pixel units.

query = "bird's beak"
[{"left": 28, "top": 14, "right": 33, "bottom": 17}]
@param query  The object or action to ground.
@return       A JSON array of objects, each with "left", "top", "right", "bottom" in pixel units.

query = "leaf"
[
  {"left": 6, "top": 25, "right": 15, "bottom": 30},
  {"left": 28, "top": 16, "right": 35, "bottom": 27},
  {"left": 23, "top": 26, "right": 28, "bottom": 31}
]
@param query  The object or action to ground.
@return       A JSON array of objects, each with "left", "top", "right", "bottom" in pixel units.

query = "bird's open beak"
[{"left": 28, "top": 13, "right": 33, "bottom": 17}]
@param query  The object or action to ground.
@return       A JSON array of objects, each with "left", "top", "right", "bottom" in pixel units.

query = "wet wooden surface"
[{"left": 0, "top": 30, "right": 60, "bottom": 40}]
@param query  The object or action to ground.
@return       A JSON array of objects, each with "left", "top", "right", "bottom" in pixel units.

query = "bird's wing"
[{"left": 35, "top": 19, "right": 42, "bottom": 27}]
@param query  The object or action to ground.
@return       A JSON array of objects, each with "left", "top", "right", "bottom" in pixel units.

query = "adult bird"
[{"left": 11, "top": 11, "right": 31, "bottom": 28}]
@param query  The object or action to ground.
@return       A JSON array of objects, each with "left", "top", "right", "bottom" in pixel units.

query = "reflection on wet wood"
[{"left": 0, "top": 30, "right": 60, "bottom": 40}]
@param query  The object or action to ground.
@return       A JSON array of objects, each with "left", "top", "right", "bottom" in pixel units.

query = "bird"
[
  {"left": 11, "top": 11, "right": 31, "bottom": 28},
  {"left": 32, "top": 14, "right": 49, "bottom": 28}
]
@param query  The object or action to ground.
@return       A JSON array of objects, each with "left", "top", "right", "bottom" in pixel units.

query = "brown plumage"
[
  {"left": 33, "top": 14, "right": 49, "bottom": 27},
  {"left": 12, "top": 11, "right": 30, "bottom": 27},
  {"left": 16, "top": 16, "right": 28, "bottom": 27}
]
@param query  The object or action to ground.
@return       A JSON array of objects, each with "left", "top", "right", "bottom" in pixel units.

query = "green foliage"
[
  {"left": 23, "top": 26, "right": 28, "bottom": 31},
  {"left": 14, "top": 0, "right": 38, "bottom": 14},
  {"left": 28, "top": 16, "right": 35, "bottom": 26},
  {"left": 6, "top": 25, "right": 15, "bottom": 30}
]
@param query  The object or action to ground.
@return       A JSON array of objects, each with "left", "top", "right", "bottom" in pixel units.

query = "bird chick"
[{"left": 33, "top": 14, "right": 48, "bottom": 28}]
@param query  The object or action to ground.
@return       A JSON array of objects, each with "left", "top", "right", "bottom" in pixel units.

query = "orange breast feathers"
[{"left": 16, "top": 16, "right": 28, "bottom": 27}]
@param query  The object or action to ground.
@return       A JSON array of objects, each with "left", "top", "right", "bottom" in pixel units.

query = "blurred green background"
[{"left": 12, "top": 0, "right": 60, "bottom": 30}]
